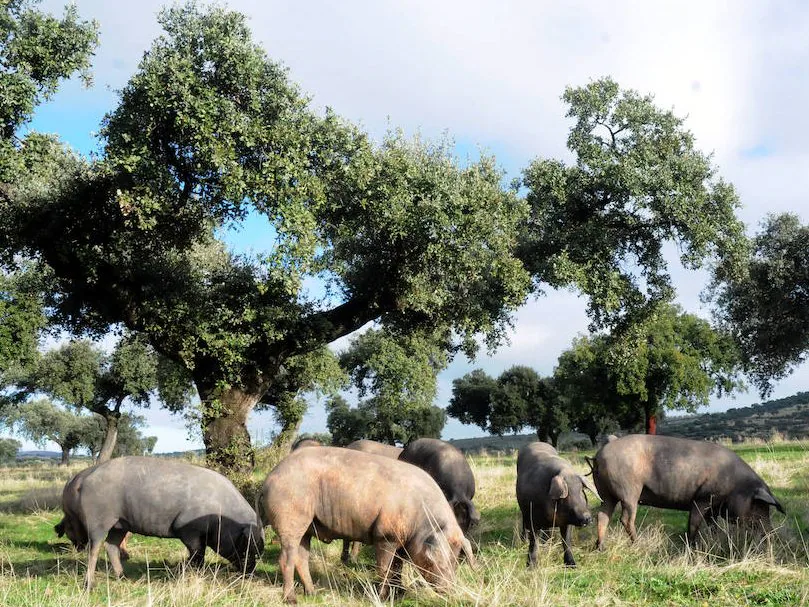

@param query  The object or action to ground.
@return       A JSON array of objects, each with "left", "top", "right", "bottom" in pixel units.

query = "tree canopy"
[
  {"left": 326, "top": 328, "right": 447, "bottom": 445},
  {"left": 710, "top": 213, "right": 809, "bottom": 396},
  {"left": 447, "top": 365, "right": 568, "bottom": 445},
  {"left": 2, "top": 335, "right": 191, "bottom": 461},
  {"left": 517, "top": 78, "right": 745, "bottom": 330},
  {"left": 0, "top": 3, "right": 749, "bottom": 471},
  {"left": 9, "top": 398, "right": 97, "bottom": 464}
]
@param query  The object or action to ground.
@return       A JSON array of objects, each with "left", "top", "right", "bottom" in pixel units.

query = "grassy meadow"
[{"left": 1, "top": 441, "right": 808, "bottom": 606}]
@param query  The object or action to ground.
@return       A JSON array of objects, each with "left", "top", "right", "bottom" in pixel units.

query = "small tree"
[
  {"left": 447, "top": 366, "right": 569, "bottom": 446},
  {"left": 711, "top": 213, "right": 809, "bottom": 395},
  {"left": 11, "top": 399, "right": 96, "bottom": 464},
  {"left": 80, "top": 413, "right": 158, "bottom": 459},
  {"left": 0, "top": 437, "right": 20, "bottom": 462},
  {"left": 5, "top": 334, "right": 191, "bottom": 462}
]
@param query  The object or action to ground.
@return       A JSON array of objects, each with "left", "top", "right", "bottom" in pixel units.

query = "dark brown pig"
[
  {"left": 55, "top": 466, "right": 131, "bottom": 560},
  {"left": 75, "top": 456, "right": 264, "bottom": 589},
  {"left": 399, "top": 438, "right": 481, "bottom": 533},
  {"left": 516, "top": 442, "right": 592, "bottom": 567},
  {"left": 587, "top": 434, "right": 785, "bottom": 548},
  {"left": 261, "top": 446, "right": 475, "bottom": 603},
  {"left": 341, "top": 439, "right": 404, "bottom": 562}
]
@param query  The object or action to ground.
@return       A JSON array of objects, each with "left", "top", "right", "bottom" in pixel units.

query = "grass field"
[{"left": 1, "top": 441, "right": 808, "bottom": 606}]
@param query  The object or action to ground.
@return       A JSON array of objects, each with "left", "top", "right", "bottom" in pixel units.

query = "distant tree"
[
  {"left": 0, "top": 437, "right": 20, "bottom": 462},
  {"left": 329, "top": 328, "right": 448, "bottom": 445},
  {"left": 609, "top": 304, "right": 745, "bottom": 433},
  {"left": 3, "top": 335, "right": 191, "bottom": 462},
  {"left": 446, "top": 369, "right": 498, "bottom": 430},
  {"left": 553, "top": 335, "right": 640, "bottom": 444},
  {"left": 447, "top": 366, "right": 569, "bottom": 446},
  {"left": 552, "top": 305, "right": 744, "bottom": 438},
  {"left": 711, "top": 213, "right": 809, "bottom": 395},
  {"left": 81, "top": 413, "right": 157, "bottom": 459},
  {"left": 325, "top": 395, "right": 371, "bottom": 446},
  {"left": 11, "top": 399, "right": 96, "bottom": 464}
]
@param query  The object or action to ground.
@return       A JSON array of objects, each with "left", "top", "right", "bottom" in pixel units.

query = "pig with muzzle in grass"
[
  {"left": 516, "top": 442, "right": 593, "bottom": 567},
  {"left": 399, "top": 438, "right": 481, "bottom": 533},
  {"left": 587, "top": 434, "right": 785, "bottom": 548},
  {"left": 261, "top": 446, "right": 475, "bottom": 603},
  {"left": 74, "top": 456, "right": 264, "bottom": 589}
]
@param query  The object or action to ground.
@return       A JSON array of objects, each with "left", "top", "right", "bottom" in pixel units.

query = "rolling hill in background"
[{"left": 449, "top": 390, "right": 809, "bottom": 453}]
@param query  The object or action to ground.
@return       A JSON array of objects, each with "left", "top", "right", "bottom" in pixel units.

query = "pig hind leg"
[
  {"left": 179, "top": 532, "right": 206, "bottom": 567},
  {"left": 294, "top": 535, "right": 315, "bottom": 596},
  {"left": 596, "top": 497, "right": 617, "bottom": 550},
  {"left": 104, "top": 528, "right": 128, "bottom": 578},
  {"left": 619, "top": 500, "right": 638, "bottom": 542}
]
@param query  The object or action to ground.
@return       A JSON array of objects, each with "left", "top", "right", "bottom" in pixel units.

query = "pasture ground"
[{"left": 0, "top": 441, "right": 807, "bottom": 606}]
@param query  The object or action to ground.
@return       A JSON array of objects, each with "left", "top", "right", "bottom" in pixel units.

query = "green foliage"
[
  {"left": 2, "top": 3, "right": 530, "bottom": 468},
  {"left": 447, "top": 366, "right": 569, "bottom": 444},
  {"left": 80, "top": 413, "right": 157, "bottom": 458},
  {"left": 0, "top": 265, "right": 45, "bottom": 375},
  {"left": 9, "top": 398, "right": 96, "bottom": 462},
  {"left": 0, "top": 0, "right": 97, "bottom": 183},
  {"left": 518, "top": 77, "right": 746, "bottom": 330},
  {"left": 554, "top": 304, "right": 744, "bottom": 436},
  {"left": 0, "top": 437, "right": 20, "bottom": 461},
  {"left": 327, "top": 328, "right": 448, "bottom": 445},
  {"left": 711, "top": 213, "right": 809, "bottom": 396}
]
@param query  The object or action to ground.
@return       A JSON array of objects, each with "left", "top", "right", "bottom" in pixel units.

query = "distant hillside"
[{"left": 659, "top": 391, "right": 809, "bottom": 441}]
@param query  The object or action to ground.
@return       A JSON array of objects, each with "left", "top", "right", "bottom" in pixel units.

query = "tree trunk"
[
  {"left": 97, "top": 413, "right": 120, "bottom": 463},
  {"left": 271, "top": 415, "right": 303, "bottom": 454},
  {"left": 201, "top": 385, "right": 261, "bottom": 473},
  {"left": 60, "top": 446, "right": 70, "bottom": 465},
  {"left": 645, "top": 412, "right": 657, "bottom": 434}
]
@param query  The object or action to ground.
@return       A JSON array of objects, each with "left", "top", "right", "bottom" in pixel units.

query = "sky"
[{"left": 16, "top": 0, "right": 809, "bottom": 453}]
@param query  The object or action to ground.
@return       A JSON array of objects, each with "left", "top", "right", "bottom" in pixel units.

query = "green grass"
[{"left": 1, "top": 441, "right": 808, "bottom": 606}]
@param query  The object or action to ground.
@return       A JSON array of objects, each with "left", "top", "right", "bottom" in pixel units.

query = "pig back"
[
  {"left": 79, "top": 456, "right": 258, "bottom": 537},
  {"left": 264, "top": 446, "right": 457, "bottom": 544},
  {"left": 594, "top": 434, "right": 764, "bottom": 508},
  {"left": 346, "top": 439, "right": 403, "bottom": 459}
]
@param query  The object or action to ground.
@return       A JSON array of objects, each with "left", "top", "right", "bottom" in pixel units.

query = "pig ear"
[
  {"left": 549, "top": 474, "right": 569, "bottom": 500},
  {"left": 753, "top": 487, "right": 785, "bottom": 514},
  {"left": 460, "top": 537, "right": 477, "bottom": 570},
  {"left": 579, "top": 475, "right": 597, "bottom": 495}
]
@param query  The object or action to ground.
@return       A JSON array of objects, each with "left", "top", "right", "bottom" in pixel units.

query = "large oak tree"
[{"left": 2, "top": 5, "right": 747, "bottom": 470}]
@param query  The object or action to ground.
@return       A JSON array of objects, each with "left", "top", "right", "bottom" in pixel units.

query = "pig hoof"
[{"left": 564, "top": 561, "right": 577, "bottom": 568}]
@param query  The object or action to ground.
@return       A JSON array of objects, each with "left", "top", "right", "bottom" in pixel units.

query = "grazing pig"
[
  {"left": 341, "top": 439, "right": 404, "bottom": 562},
  {"left": 587, "top": 434, "right": 785, "bottom": 549},
  {"left": 261, "top": 446, "right": 475, "bottom": 603},
  {"left": 55, "top": 467, "right": 131, "bottom": 560},
  {"left": 516, "top": 442, "right": 592, "bottom": 567},
  {"left": 76, "top": 456, "right": 264, "bottom": 589},
  {"left": 346, "top": 438, "right": 403, "bottom": 459},
  {"left": 399, "top": 438, "right": 481, "bottom": 533}
]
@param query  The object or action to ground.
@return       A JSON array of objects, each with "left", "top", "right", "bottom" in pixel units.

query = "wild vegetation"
[{"left": 0, "top": 441, "right": 807, "bottom": 606}]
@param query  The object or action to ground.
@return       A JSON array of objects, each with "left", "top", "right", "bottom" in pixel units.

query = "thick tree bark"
[
  {"left": 97, "top": 413, "right": 120, "bottom": 463},
  {"left": 271, "top": 415, "right": 302, "bottom": 454},
  {"left": 60, "top": 446, "right": 70, "bottom": 465},
  {"left": 201, "top": 385, "right": 262, "bottom": 473}
]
